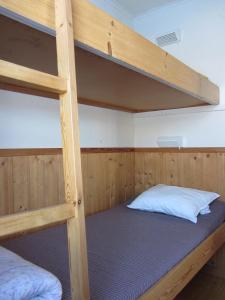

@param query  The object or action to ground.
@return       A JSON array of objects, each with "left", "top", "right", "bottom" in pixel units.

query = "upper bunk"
[{"left": 0, "top": 0, "right": 219, "bottom": 113}]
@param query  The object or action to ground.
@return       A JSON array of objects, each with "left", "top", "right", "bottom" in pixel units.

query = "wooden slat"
[
  {"left": 81, "top": 148, "right": 134, "bottom": 153},
  {"left": 0, "top": 0, "right": 219, "bottom": 106},
  {"left": 0, "top": 59, "right": 67, "bottom": 94},
  {"left": 55, "top": 0, "right": 90, "bottom": 299},
  {"left": 0, "top": 203, "right": 74, "bottom": 239},
  {"left": 0, "top": 148, "right": 62, "bottom": 157},
  {"left": 135, "top": 147, "right": 225, "bottom": 153},
  {"left": 140, "top": 223, "right": 225, "bottom": 300}
]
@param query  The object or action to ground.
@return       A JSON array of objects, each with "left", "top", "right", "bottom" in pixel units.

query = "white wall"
[
  {"left": 90, "top": 0, "right": 133, "bottom": 27},
  {"left": 0, "top": 90, "right": 134, "bottom": 148},
  {"left": 133, "top": 0, "right": 225, "bottom": 147}
]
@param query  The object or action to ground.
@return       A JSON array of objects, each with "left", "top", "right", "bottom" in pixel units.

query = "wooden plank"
[
  {"left": 0, "top": 0, "right": 219, "bottom": 106},
  {"left": 54, "top": 0, "right": 89, "bottom": 299},
  {"left": 81, "top": 148, "right": 134, "bottom": 153},
  {"left": 0, "top": 157, "right": 13, "bottom": 215},
  {"left": 140, "top": 223, "right": 225, "bottom": 300},
  {"left": 12, "top": 156, "right": 29, "bottom": 213},
  {"left": 135, "top": 147, "right": 225, "bottom": 153},
  {"left": 0, "top": 148, "right": 62, "bottom": 157},
  {"left": 0, "top": 59, "right": 67, "bottom": 94},
  {"left": 0, "top": 203, "right": 74, "bottom": 239},
  {"left": 3, "top": 147, "right": 225, "bottom": 157}
]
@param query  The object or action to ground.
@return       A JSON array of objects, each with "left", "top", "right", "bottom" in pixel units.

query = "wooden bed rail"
[
  {"left": 0, "top": 203, "right": 75, "bottom": 239},
  {"left": 0, "top": 59, "right": 67, "bottom": 95}
]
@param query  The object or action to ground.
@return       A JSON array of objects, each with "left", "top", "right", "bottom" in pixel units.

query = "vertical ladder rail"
[{"left": 55, "top": 0, "right": 90, "bottom": 299}]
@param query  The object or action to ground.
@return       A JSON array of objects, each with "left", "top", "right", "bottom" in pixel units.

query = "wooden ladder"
[{"left": 0, "top": 0, "right": 89, "bottom": 299}]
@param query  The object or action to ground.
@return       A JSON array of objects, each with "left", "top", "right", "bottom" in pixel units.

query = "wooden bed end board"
[{"left": 140, "top": 222, "right": 225, "bottom": 300}]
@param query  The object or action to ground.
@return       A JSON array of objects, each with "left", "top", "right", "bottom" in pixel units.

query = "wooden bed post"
[{"left": 54, "top": 0, "right": 90, "bottom": 299}]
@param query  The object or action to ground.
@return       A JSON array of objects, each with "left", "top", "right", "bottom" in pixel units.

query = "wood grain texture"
[
  {"left": 55, "top": 0, "right": 90, "bottom": 298},
  {"left": 0, "top": 154, "right": 65, "bottom": 215},
  {"left": 0, "top": 59, "right": 67, "bottom": 94},
  {"left": 0, "top": 203, "right": 74, "bottom": 239},
  {"left": 134, "top": 150, "right": 225, "bottom": 200},
  {"left": 0, "top": 151, "right": 134, "bottom": 216},
  {"left": 82, "top": 152, "right": 134, "bottom": 215},
  {"left": 0, "top": 4, "right": 219, "bottom": 111}
]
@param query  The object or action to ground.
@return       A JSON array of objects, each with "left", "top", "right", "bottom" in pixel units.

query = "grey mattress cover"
[{"left": 2, "top": 200, "right": 225, "bottom": 300}]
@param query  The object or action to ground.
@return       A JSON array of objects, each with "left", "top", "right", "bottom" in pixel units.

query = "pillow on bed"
[
  {"left": 127, "top": 184, "right": 220, "bottom": 223},
  {"left": 0, "top": 246, "right": 62, "bottom": 300}
]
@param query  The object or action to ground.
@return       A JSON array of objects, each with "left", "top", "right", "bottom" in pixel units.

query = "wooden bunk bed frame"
[{"left": 0, "top": 1, "right": 224, "bottom": 300}]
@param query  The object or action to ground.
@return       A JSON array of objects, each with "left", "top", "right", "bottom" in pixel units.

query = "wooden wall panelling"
[
  {"left": 134, "top": 150, "right": 225, "bottom": 199},
  {"left": 135, "top": 152, "right": 162, "bottom": 195},
  {"left": 0, "top": 157, "right": 13, "bottom": 215},
  {"left": 0, "top": 154, "right": 65, "bottom": 216},
  {"left": 0, "top": 150, "right": 134, "bottom": 217},
  {"left": 12, "top": 156, "right": 29, "bottom": 213},
  {"left": 82, "top": 152, "right": 134, "bottom": 216}
]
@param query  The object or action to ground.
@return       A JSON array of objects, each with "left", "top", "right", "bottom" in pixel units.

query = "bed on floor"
[{"left": 2, "top": 199, "right": 225, "bottom": 300}]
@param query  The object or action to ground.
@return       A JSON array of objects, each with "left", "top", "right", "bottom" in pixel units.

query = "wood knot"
[
  {"left": 78, "top": 199, "right": 82, "bottom": 205},
  {"left": 107, "top": 41, "right": 112, "bottom": 56}
]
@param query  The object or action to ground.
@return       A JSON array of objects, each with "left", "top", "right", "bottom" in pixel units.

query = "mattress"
[{"left": 2, "top": 200, "right": 225, "bottom": 300}]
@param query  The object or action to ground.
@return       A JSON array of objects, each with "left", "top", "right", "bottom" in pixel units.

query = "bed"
[{"left": 2, "top": 199, "right": 225, "bottom": 300}]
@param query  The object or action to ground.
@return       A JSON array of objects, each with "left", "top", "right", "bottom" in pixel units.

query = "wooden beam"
[
  {"left": 140, "top": 223, "right": 225, "bottom": 300},
  {"left": 0, "top": 59, "right": 67, "bottom": 94},
  {"left": 78, "top": 97, "right": 139, "bottom": 113},
  {"left": 0, "top": 148, "right": 62, "bottom": 157},
  {"left": 55, "top": 0, "right": 90, "bottom": 299},
  {"left": 134, "top": 147, "right": 225, "bottom": 153},
  {"left": 0, "top": 0, "right": 219, "bottom": 105},
  {"left": 0, "top": 203, "right": 74, "bottom": 239}
]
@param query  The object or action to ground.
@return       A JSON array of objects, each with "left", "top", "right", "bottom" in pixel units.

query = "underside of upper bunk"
[{"left": 0, "top": 0, "right": 219, "bottom": 112}]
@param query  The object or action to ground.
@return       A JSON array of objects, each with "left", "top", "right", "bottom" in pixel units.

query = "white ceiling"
[{"left": 114, "top": 0, "right": 184, "bottom": 17}]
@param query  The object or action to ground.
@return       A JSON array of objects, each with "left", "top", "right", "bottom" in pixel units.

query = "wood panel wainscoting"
[
  {"left": 0, "top": 148, "right": 134, "bottom": 217},
  {"left": 135, "top": 148, "right": 225, "bottom": 199},
  {"left": 1, "top": 147, "right": 225, "bottom": 279}
]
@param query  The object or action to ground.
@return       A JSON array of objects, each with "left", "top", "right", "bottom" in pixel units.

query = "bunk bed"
[
  {"left": 0, "top": 0, "right": 224, "bottom": 300},
  {"left": 0, "top": 0, "right": 219, "bottom": 112}
]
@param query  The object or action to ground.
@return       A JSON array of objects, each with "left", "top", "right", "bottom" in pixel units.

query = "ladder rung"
[
  {"left": 0, "top": 59, "right": 67, "bottom": 94},
  {"left": 0, "top": 203, "right": 75, "bottom": 239}
]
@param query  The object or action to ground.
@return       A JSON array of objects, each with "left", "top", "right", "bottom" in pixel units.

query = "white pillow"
[
  {"left": 127, "top": 184, "right": 220, "bottom": 223},
  {"left": 200, "top": 206, "right": 211, "bottom": 215}
]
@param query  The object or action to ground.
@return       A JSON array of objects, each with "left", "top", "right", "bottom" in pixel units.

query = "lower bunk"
[{"left": 1, "top": 199, "right": 225, "bottom": 300}]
